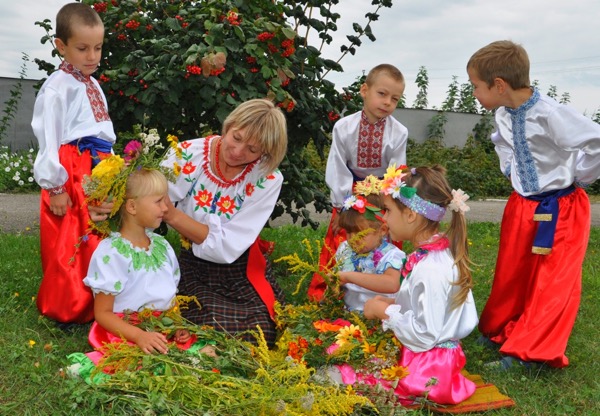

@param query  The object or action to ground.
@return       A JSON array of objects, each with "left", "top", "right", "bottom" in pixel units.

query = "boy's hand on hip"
[{"left": 49, "top": 193, "right": 72, "bottom": 216}]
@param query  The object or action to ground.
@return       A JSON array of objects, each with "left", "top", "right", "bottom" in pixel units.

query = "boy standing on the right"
[{"left": 467, "top": 40, "right": 600, "bottom": 369}]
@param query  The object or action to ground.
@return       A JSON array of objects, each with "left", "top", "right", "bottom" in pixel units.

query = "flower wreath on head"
[
  {"left": 341, "top": 175, "right": 386, "bottom": 222},
  {"left": 83, "top": 127, "right": 182, "bottom": 237},
  {"left": 379, "top": 164, "right": 470, "bottom": 221}
]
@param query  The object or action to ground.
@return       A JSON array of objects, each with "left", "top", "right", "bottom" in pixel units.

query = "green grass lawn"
[{"left": 0, "top": 223, "right": 598, "bottom": 415}]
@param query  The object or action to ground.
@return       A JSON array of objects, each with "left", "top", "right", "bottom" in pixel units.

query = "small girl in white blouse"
[
  {"left": 362, "top": 165, "right": 478, "bottom": 405},
  {"left": 333, "top": 189, "right": 405, "bottom": 311},
  {"left": 83, "top": 168, "right": 213, "bottom": 358}
]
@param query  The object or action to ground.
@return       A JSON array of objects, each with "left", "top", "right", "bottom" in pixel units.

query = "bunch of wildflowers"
[{"left": 83, "top": 127, "right": 181, "bottom": 236}]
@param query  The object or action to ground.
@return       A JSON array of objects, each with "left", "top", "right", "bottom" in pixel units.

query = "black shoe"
[
  {"left": 476, "top": 335, "right": 500, "bottom": 350},
  {"left": 485, "top": 356, "right": 547, "bottom": 371}
]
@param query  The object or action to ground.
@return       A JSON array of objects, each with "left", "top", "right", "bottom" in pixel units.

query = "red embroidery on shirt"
[
  {"left": 356, "top": 112, "right": 386, "bottom": 169},
  {"left": 201, "top": 136, "right": 258, "bottom": 188},
  {"left": 60, "top": 61, "right": 110, "bottom": 122}
]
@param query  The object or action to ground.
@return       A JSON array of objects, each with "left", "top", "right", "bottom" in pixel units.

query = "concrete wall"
[
  {"left": 1, "top": 77, "right": 487, "bottom": 151},
  {"left": 0, "top": 77, "right": 39, "bottom": 151}
]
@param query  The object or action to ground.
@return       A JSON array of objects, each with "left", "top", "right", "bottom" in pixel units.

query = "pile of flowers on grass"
[{"left": 67, "top": 297, "right": 374, "bottom": 415}]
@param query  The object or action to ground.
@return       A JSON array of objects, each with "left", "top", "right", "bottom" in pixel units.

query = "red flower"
[
  {"left": 182, "top": 162, "right": 196, "bottom": 175},
  {"left": 328, "top": 111, "right": 340, "bottom": 122},
  {"left": 245, "top": 183, "right": 255, "bottom": 196},
  {"left": 217, "top": 195, "right": 236, "bottom": 215},
  {"left": 194, "top": 189, "right": 213, "bottom": 208},
  {"left": 180, "top": 141, "right": 192, "bottom": 149}
]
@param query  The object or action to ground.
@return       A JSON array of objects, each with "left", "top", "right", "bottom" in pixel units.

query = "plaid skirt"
[{"left": 178, "top": 248, "right": 285, "bottom": 346}]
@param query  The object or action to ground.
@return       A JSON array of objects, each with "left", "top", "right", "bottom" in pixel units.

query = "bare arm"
[
  {"left": 93, "top": 293, "right": 169, "bottom": 354},
  {"left": 49, "top": 192, "right": 72, "bottom": 216},
  {"left": 363, "top": 296, "right": 395, "bottom": 320},
  {"left": 338, "top": 267, "right": 401, "bottom": 293}
]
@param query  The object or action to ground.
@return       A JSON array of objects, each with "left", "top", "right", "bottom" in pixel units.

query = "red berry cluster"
[
  {"left": 257, "top": 32, "right": 275, "bottom": 42},
  {"left": 185, "top": 65, "right": 202, "bottom": 78},
  {"left": 125, "top": 20, "right": 140, "bottom": 30},
  {"left": 92, "top": 2, "right": 107, "bottom": 13},
  {"left": 227, "top": 11, "right": 241, "bottom": 26},
  {"left": 328, "top": 111, "right": 340, "bottom": 122}
]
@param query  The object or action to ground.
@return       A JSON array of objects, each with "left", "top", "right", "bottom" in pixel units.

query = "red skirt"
[
  {"left": 478, "top": 189, "right": 590, "bottom": 367},
  {"left": 307, "top": 209, "right": 346, "bottom": 302},
  {"left": 36, "top": 145, "right": 110, "bottom": 324}
]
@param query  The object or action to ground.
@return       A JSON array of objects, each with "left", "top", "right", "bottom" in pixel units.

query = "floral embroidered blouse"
[
  {"left": 83, "top": 232, "right": 180, "bottom": 312},
  {"left": 164, "top": 136, "right": 284, "bottom": 264},
  {"left": 335, "top": 239, "right": 406, "bottom": 311}
]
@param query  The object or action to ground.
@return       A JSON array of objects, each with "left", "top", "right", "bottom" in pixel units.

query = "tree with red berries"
[{"left": 34, "top": 0, "right": 393, "bottom": 227}]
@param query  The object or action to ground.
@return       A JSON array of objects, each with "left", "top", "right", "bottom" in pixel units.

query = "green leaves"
[{"left": 33, "top": 0, "right": 395, "bottom": 226}]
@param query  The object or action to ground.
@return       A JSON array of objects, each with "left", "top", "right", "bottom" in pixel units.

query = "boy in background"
[{"left": 308, "top": 64, "right": 408, "bottom": 302}]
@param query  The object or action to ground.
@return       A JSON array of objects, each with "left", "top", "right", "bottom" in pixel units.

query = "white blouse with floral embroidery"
[
  {"left": 84, "top": 231, "right": 180, "bottom": 312},
  {"left": 164, "top": 136, "right": 283, "bottom": 264}
]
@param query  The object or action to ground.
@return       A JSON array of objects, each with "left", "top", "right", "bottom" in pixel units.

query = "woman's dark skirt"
[{"left": 178, "top": 248, "right": 285, "bottom": 346}]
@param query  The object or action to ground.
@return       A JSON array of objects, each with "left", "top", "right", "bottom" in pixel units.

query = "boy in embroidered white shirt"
[
  {"left": 308, "top": 64, "right": 408, "bottom": 301},
  {"left": 31, "top": 2, "right": 116, "bottom": 324},
  {"left": 467, "top": 40, "right": 600, "bottom": 369}
]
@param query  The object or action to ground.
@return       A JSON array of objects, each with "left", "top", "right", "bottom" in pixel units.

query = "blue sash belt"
[
  {"left": 68, "top": 136, "right": 113, "bottom": 168},
  {"left": 524, "top": 185, "right": 576, "bottom": 255}
]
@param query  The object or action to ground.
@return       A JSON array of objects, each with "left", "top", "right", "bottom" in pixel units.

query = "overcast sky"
[{"left": 1, "top": 0, "right": 599, "bottom": 115}]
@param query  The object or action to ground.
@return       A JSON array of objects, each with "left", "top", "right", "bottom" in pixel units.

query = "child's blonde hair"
[
  {"left": 125, "top": 168, "right": 168, "bottom": 200},
  {"left": 394, "top": 165, "right": 473, "bottom": 309},
  {"left": 467, "top": 40, "right": 530, "bottom": 90},
  {"left": 338, "top": 194, "right": 384, "bottom": 234},
  {"left": 365, "top": 64, "right": 404, "bottom": 86},
  {"left": 56, "top": 3, "right": 103, "bottom": 44},
  {"left": 222, "top": 99, "right": 288, "bottom": 173}
]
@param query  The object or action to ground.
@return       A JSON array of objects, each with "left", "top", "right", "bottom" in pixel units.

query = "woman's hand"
[{"left": 88, "top": 201, "right": 114, "bottom": 222}]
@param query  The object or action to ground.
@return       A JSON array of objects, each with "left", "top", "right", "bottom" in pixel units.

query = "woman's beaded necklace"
[
  {"left": 214, "top": 138, "right": 228, "bottom": 181},
  {"left": 207, "top": 136, "right": 258, "bottom": 187}
]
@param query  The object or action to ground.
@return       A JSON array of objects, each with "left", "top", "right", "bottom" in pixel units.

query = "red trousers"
[
  {"left": 37, "top": 145, "right": 109, "bottom": 324},
  {"left": 478, "top": 189, "right": 590, "bottom": 367}
]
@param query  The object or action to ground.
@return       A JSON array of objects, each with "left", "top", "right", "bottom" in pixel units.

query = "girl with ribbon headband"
[
  {"left": 334, "top": 189, "right": 406, "bottom": 312},
  {"left": 357, "top": 164, "right": 478, "bottom": 406},
  {"left": 31, "top": 3, "right": 116, "bottom": 325}
]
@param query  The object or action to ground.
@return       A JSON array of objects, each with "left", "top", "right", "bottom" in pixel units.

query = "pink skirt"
[{"left": 337, "top": 341, "right": 475, "bottom": 406}]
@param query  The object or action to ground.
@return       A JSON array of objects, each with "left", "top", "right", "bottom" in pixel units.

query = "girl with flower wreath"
[
  {"left": 350, "top": 164, "right": 478, "bottom": 406},
  {"left": 74, "top": 167, "right": 216, "bottom": 371},
  {"left": 333, "top": 183, "right": 406, "bottom": 312}
]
